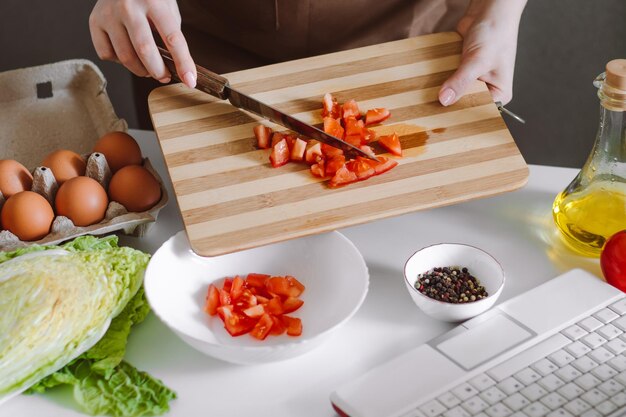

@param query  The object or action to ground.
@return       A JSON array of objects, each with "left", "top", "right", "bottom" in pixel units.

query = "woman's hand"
[
  {"left": 439, "top": 0, "right": 527, "bottom": 106},
  {"left": 89, "top": 0, "right": 197, "bottom": 88}
]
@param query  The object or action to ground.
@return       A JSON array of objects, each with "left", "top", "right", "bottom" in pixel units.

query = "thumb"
[{"left": 439, "top": 57, "right": 484, "bottom": 107}]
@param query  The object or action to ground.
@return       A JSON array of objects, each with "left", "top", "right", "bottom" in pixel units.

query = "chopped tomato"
[
  {"left": 253, "top": 125, "right": 272, "bottom": 149},
  {"left": 243, "top": 304, "right": 265, "bottom": 318},
  {"left": 250, "top": 314, "right": 274, "bottom": 340},
  {"left": 290, "top": 138, "right": 307, "bottom": 161},
  {"left": 286, "top": 276, "right": 305, "bottom": 296},
  {"left": 282, "top": 316, "right": 303, "bottom": 337},
  {"left": 204, "top": 284, "right": 220, "bottom": 316},
  {"left": 219, "top": 289, "right": 231, "bottom": 306},
  {"left": 270, "top": 132, "right": 284, "bottom": 148},
  {"left": 269, "top": 314, "right": 287, "bottom": 335},
  {"left": 342, "top": 99, "right": 361, "bottom": 120},
  {"left": 270, "top": 138, "right": 290, "bottom": 168},
  {"left": 305, "top": 141, "right": 323, "bottom": 164},
  {"left": 322, "top": 92, "right": 341, "bottom": 119},
  {"left": 344, "top": 134, "right": 364, "bottom": 147},
  {"left": 378, "top": 133, "right": 402, "bottom": 156},
  {"left": 223, "top": 278, "right": 233, "bottom": 292},
  {"left": 329, "top": 165, "right": 358, "bottom": 188},
  {"left": 255, "top": 294, "right": 270, "bottom": 304},
  {"left": 246, "top": 273, "right": 270, "bottom": 288},
  {"left": 310, "top": 159, "right": 326, "bottom": 178},
  {"left": 224, "top": 310, "right": 256, "bottom": 337},
  {"left": 365, "top": 108, "right": 391, "bottom": 125},
  {"left": 359, "top": 145, "right": 376, "bottom": 158},
  {"left": 216, "top": 305, "right": 233, "bottom": 321},
  {"left": 282, "top": 297, "right": 304, "bottom": 314},
  {"left": 230, "top": 276, "right": 245, "bottom": 300},
  {"left": 267, "top": 297, "right": 284, "bottom": 315},
  {"left": 266, "top": 276, "right": 306, "bottom": 298},
  {"left": 363, "top": 129, "right": 377, "bottom": 143},
  {"left": 348, "top": 157, "right": 376, "bottom": 181},
  {"left": 323, "top": 117, "right": 345, "bottom": 139},
  {"left": 325, "top": 155, "right": 346, "bottom": 177},
  {"left": 372, "top": 156, "right": 399, "bottom": 175},
  {"left": 321, "top": 143, "right": 344, "bottom": 158},
  {"left": 345, "top": 117, "right": 365, "bottom": 137}
]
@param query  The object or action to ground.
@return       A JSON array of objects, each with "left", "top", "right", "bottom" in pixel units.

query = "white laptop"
[{"left": 331, "top": 269, "right": 626, "bottom": 417}]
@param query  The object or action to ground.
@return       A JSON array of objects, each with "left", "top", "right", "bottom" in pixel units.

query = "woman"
[{"left": 89, "top": 0, "right": 526, "bottom": 111}]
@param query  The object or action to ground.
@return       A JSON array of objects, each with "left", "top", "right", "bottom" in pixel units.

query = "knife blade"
[{"left": 158, "top": 47, "right": 377, "bottom": 161}]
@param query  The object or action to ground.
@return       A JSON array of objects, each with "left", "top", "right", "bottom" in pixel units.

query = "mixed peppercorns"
[{"left": 414, "top": 267, "right": 488, "bottom": 303}]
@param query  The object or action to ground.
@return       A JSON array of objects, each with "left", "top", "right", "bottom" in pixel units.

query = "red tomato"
[
  {"left": 310, "top": 159, "right": 326, "bottom": 178},
  {"left": 270, "top": 138, "right": 290, "bottom": 168},
  {"left": 246, "top": 273, "right": 269, "bottom": 288},
  {"left": 344, "top": 117, "right": 365, "bottom": 137},
  {"left": 270, "top": 132, "right": 284, "bottom": 148},
  {"left": 359, "top": 145, "right": 376, "bottom": 158},
  {"left": 347, "top": 157, "right": 376, "bottom": 181},
  {"left": 325, "top": 155, "right": 346, "bottom": 177},
  {"left": 290, "top": 138, "right": 307, "bottom": 162},
  {"left": 321, "top": 143, "right": 344, "bottom": 158},
  {"left": 267, "top": 296, "right": 284, "bottom": 315},
  {"left": 230, "top": 276, "right": 245, "bottom": 300},
  {"left": 372, "top": 156, "right": 398, "bottom": 175},
  {"left": 365, "top": 108, "right": 391, "bottom": 125},
  {"left": 265, "top": 276, "right": 305, "bottom": 298},
  {"left": 344, "top": 134, "right": 364, "bottom": 147},
  {"left": 282, "top": 316, "right": 303, "bottom": 337},
  {"left": 329, "top": 165, "right": 358, "bottom": 188},
  {"left": 323, "top": 117, "right": 345, "bottom": 139},
  {"left": 305, "top": 141, "right": 323, "bottom": 164},
  {"left": 243, "top": 304, "right": 265, "bottom": 318},
  {"left": 601, "top": 230, "right": 626, "bottom": 291},
  {"left": 269, "top": 314, "right": 287, "bottom": 335},
  {"left": 282, "top": 297, "right": 304, "bottom": 314},
  {"left": 223, "top": 310, "right": 256, "bottom": 337},
  {"left": 322, "top": 93, "right": 341, "bottom": 119},
  {"left": 223, "top": 278, "right": 233, "bottom": 292},
  {"left": 219, "top": 289, "right": 232, "bottom": 306},
  {"left": 342, "top": 99, "right": 361, "bottom": 120},
  {"left": 286, "top": 276, "right": 305, "bottom": 296},
  {"left": 364, "top": 129, "right": 377, "bottom": 143},
  {"left": 204, "top": 284, "right": 220, "bottom": 316},
  {"left": 250, "top": 314, "right": 274, "bottom": 340},
  {"left": 378, "top": 133, "right": 402, "bottom": 156},
  {"left": 253, "top": 125, "right": 272, "bottom": 149}
]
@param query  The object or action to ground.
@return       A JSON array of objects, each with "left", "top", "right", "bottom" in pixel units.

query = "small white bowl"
[
  {"left": 144, "top": 230, "right": 369, "bottom": 365},
  {"left": 404, "top": 243, "right": 505, "bottom": 322}
]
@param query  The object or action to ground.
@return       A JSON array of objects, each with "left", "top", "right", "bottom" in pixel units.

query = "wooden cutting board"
[{"left": 148, "top": 32, "right": 529, "bottom": 257}]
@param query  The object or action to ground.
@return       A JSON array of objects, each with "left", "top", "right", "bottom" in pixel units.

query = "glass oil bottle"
[{"left": 553, "top": 59, "right": 626, "bottom": 257}]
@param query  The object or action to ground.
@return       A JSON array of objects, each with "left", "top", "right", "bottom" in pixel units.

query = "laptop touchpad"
[{"left": 435, "top": 314, "right": 533, "bottom": 370}]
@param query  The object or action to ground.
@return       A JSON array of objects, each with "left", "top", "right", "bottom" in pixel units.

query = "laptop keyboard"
[{"left": 408, "top": 298, "right": 626, "bottom": 417}]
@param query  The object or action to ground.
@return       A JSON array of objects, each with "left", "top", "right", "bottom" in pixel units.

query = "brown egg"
[
  {"left": 93, "top": 131, "right": 143, "bottom": 173},
  {"left": 0, "top": 159, "right": 33, "bottom": 198},
  {"left": 55, "top": 177, "right": 108, "bottom": 227},
  {"left": 109, "top": 165, "right": 161, "bottom": 212},
  {"left": 41, "top": 150, "right": 86, "bottom": 184},
  {"left": 1, "top": 191, "right": 54, "bottom": 241}
]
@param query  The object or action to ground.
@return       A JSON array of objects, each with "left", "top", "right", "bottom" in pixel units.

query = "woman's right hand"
[{"left": 89, "top": 0, "right": 197, "bottom": 88}]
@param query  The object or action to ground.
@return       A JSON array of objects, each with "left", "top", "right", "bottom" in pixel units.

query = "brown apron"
[
  {"left": 179, "top": 0, "right": 469, "bottom": 73},
  {"left": 135, "top": 0, "right": 469, "bottom": 127}
]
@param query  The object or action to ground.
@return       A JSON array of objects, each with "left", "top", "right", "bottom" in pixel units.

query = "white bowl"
[
  {"left": 144, "top": 230, "right": 369, "bottom": 365},
  {"left": 404, "top": 243, "right": 505, "bottom": 322}
]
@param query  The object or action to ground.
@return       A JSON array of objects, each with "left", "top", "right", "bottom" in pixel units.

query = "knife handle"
[{"left": 158, "top": 46, "right": 230, "bottom": 100}]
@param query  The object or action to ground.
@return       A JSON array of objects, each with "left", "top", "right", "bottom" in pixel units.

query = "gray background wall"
[{"left": 1, "top": 0, "right": 625, "bottom": 168}]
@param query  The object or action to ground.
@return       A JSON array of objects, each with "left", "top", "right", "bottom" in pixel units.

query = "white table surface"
[{"left": 1, "top": 129, "right": 604, "bottom": 417}]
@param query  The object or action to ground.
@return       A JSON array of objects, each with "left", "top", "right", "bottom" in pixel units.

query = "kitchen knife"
[{"left": 158, "top": 47, "right": 377, "bottom": 161}]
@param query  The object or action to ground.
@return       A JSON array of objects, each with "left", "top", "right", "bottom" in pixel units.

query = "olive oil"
[
  {"left": 553, "top": 182, "right": 626, "bottom": 256},
  {"left": 553, "top": 59, "right": 626, "bottom": 257}
]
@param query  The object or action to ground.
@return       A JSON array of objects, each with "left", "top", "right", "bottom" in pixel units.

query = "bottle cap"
[{"left": 606, "top": 59, "right": 626, "bottom": 91}]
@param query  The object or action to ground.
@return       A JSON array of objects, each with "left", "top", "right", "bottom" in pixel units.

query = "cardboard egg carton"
[{"left": 0, "top": 60, "right": 168, "bottom": 251}]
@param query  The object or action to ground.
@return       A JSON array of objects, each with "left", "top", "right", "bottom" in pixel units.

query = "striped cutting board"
[{"left": 149, "top": 32, "right": 529, "bottom": 257}]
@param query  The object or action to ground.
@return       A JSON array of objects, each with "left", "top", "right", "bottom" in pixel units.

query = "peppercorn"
[{"left": 414, "top": 266, "right": 488, "bottom": 304}]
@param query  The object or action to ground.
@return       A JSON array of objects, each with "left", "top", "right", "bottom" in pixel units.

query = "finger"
[
  {"left": 486, "top": 83, "right": 511, "bottom": 105},
  {"left": 438, "top": 56, "right": 485, "bottom": 106},
  {"left": 90, "top": 26, "right": 118, "bottom": 62},
  {"left": 107, "top": 25, "right": 150, "bottom": 77},
  {"left": 149, "top": 5, "right": 196, "bottom": 88},
  {"left": 124, "top": 14, "right": 170, "bottom": 82}
]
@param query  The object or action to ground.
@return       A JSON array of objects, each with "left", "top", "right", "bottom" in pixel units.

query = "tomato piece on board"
[
  {"left": 344, "top": 134, "right": 364, "bottom": 147},
  {"left": 345, "top": 117, "right": 365, "bottom": 137},
  {"left": 243, "top": 304, "right": 265, "bottom": 318},
  {"left": 601, "top": 230, "right": 626, "bottom": 291},
  {"left": 348, "top": 157, "right": 376, "bottom": 181},
  {"left": 282, "top": 316, "right": 303, "bottom": 336},
  {"left": 269, "top": 314, "right": 287, "bottom": 335},
  {"left": 378, "top": 133, "right": 402, "bottom": 156},
  {"left": 305, "top": 141, "right": 323, "bottom": 164},
  {"left": 310, "top": 158, "right": 326, "bottom": 178},
  {"left": 328, "top": 165, "right": 358, "bottom": 188},
  {"left": 250, "top": 313, "right": 274, "bottom": 340},
  {"left": 363, "top": 129, "right": 377, "bottom": 143},
  {"left": 322, "top": 93, "right": 341, "bottom": 119},
  {"left": 267, "top": 296, "right": 284, "bottom": 315},
  {"left": 321, "top": 143, "right": 344, "bottom": 158},
  {"left": 270, "top": 138, "right": 290, "bottom": 168},
  {"left": 246, "top": 273, "right": 270, "bottom": 288},
  {"left": 359, "top": 145, "right": 376, "bottom": 158},
  {"left": 342, "top": 99, "right": 361, "bottom": 120},
  {"left": 372, "top": 156, "right": 399, "bottom": 175},
  {"left": 323, "top": 117, "right": 345, "bottom": 139},
  {"left": 204, "top": 284, "right": 220, "bottom": 316},
  {"left": 365, "top": 108, "right": 391, "bottom": 125},
  {"left": 282, "top": 297, "right": 304, "bottom": 314},
  {"left": 270, "top": 132, "right": 284, "bottom": 148},
  {"left": 325, "top": 155, "right": 346, "bottom": 177},
  {"left": 290, "top": 138, "right": 307, "bottom": 162},
  {"left": 253, "top": 125, "right": 272, "bottom": 149}
]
